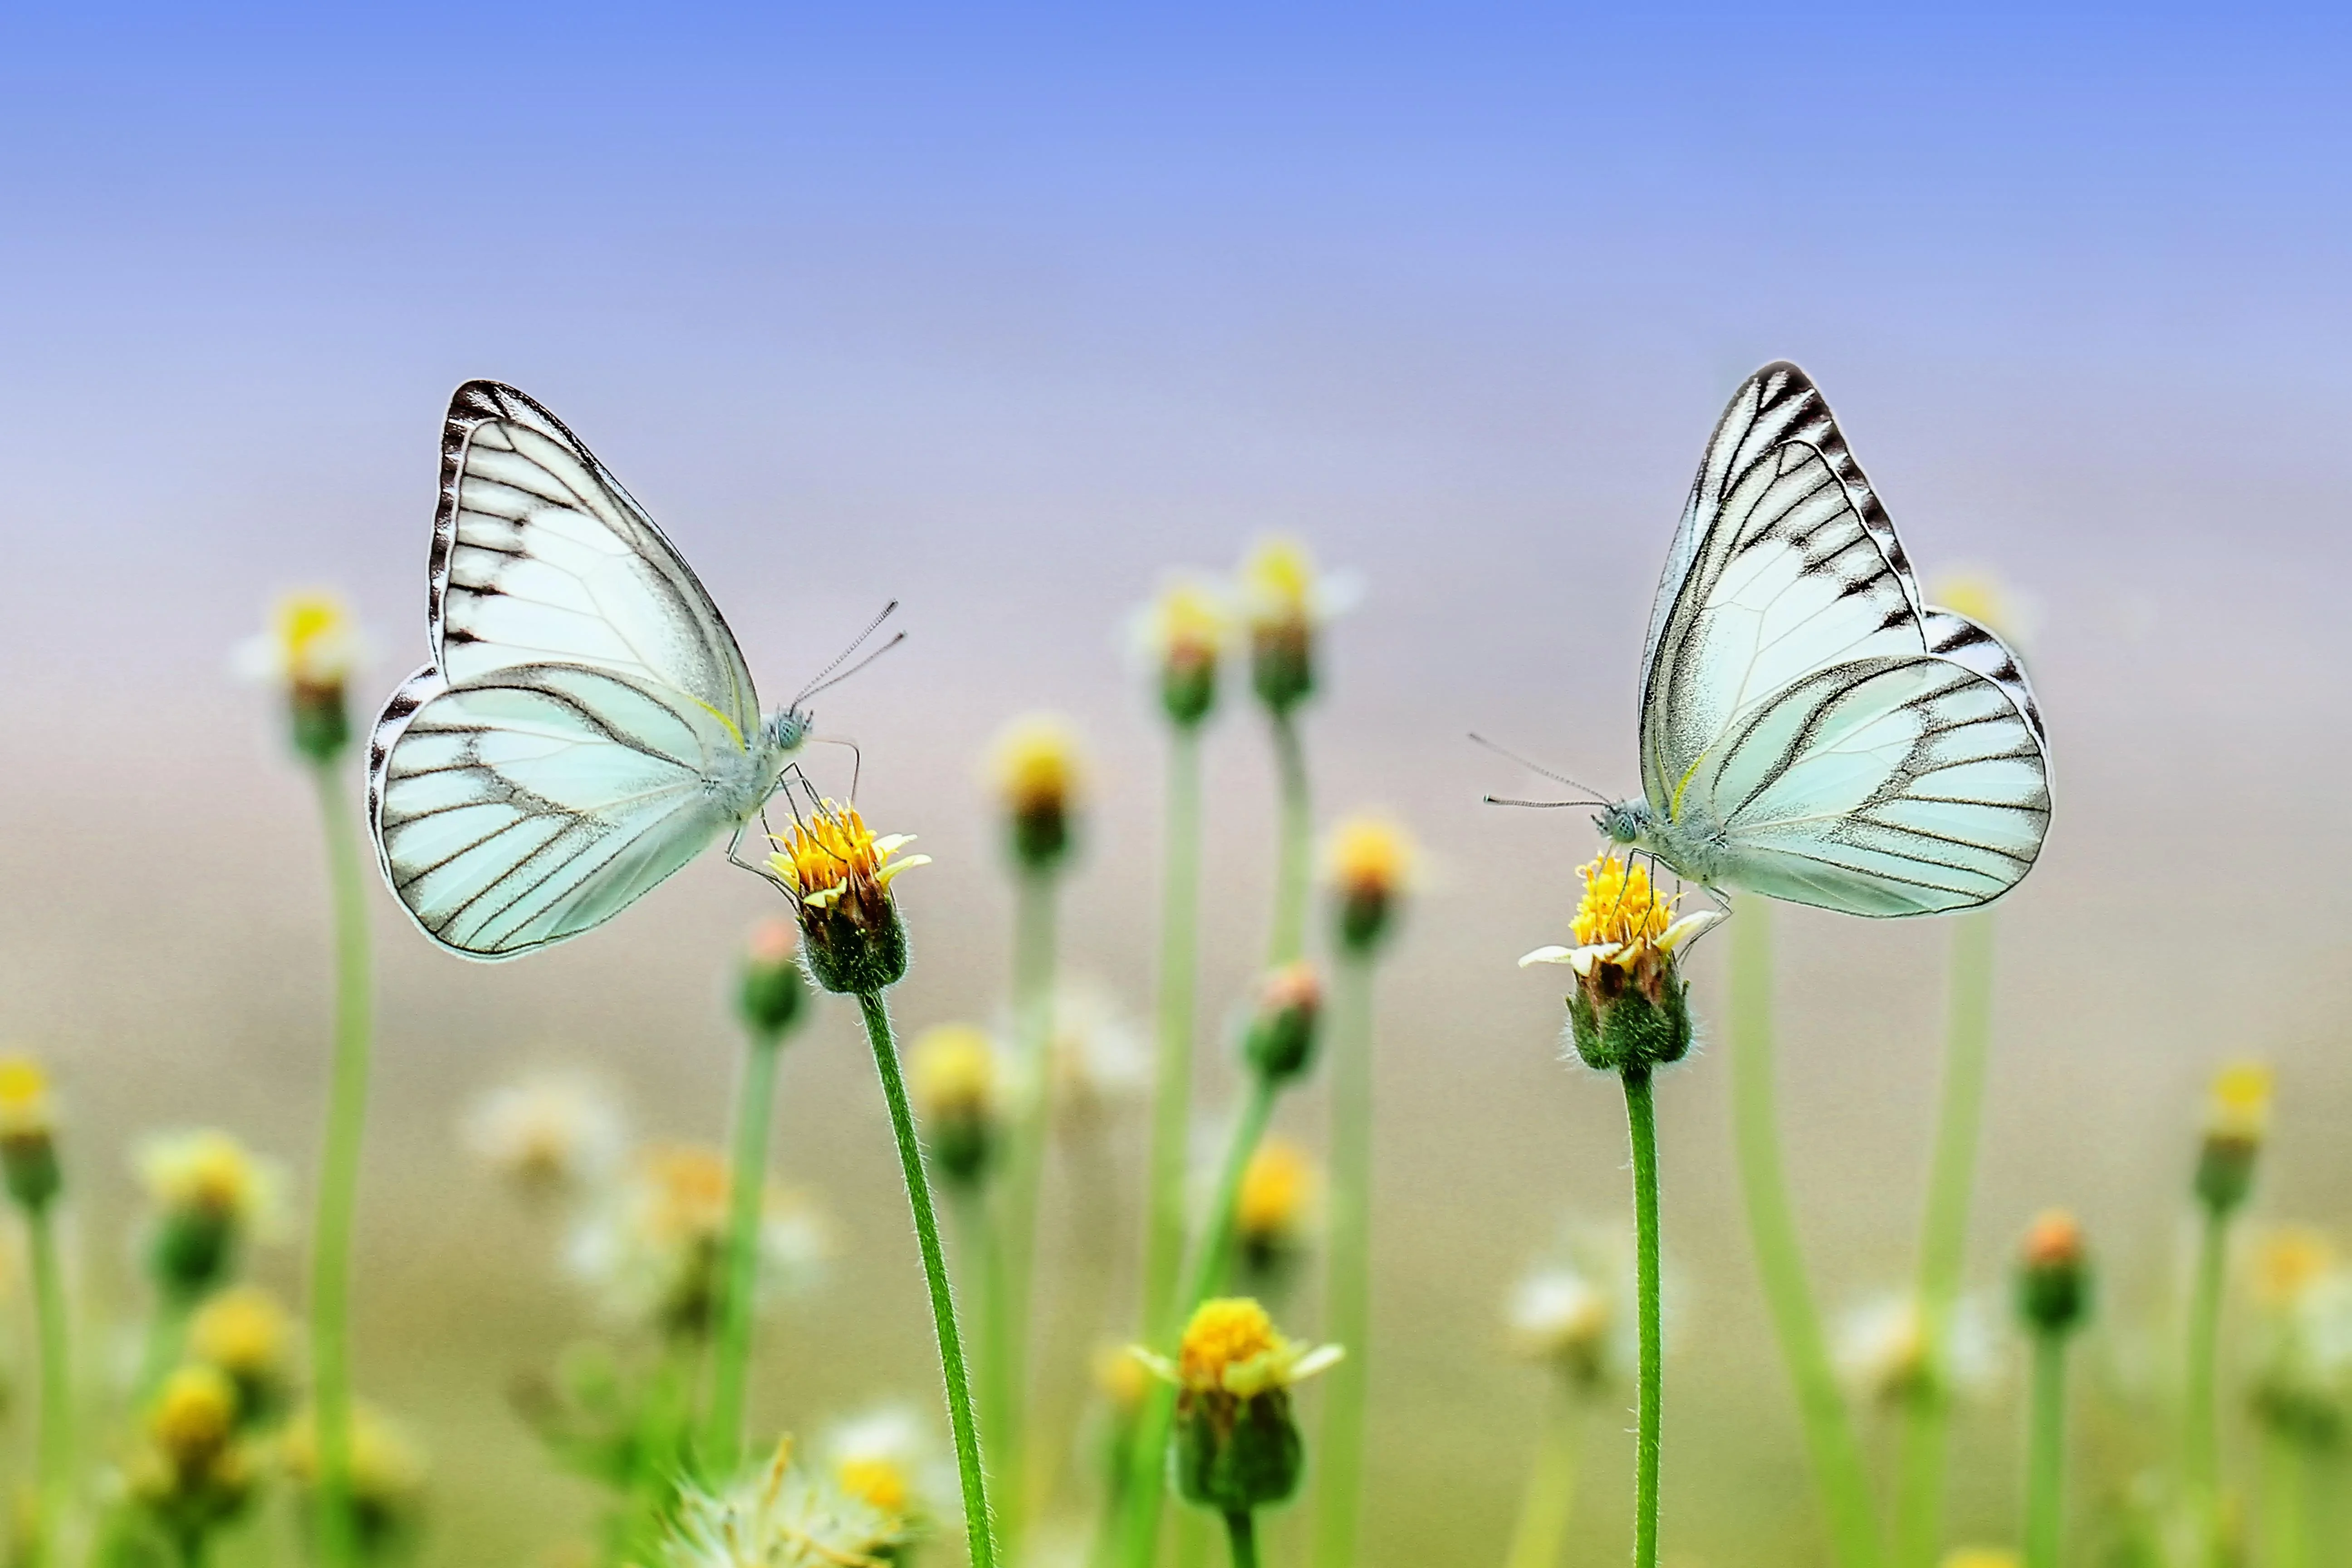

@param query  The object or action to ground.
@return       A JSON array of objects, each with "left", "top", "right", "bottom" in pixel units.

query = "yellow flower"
[
  {"left": 190, "top": 1285, "right": 294, "bottom": 1385},
  {"left": 1236, "top": 535, "right": 1349, "bottom": 714},
  {"left": 822, "top": 1406, "right": 937, "bottom": 1524},
  {"left": 1508, "top": 1265, "right": 1616, "bottom": 1380},
  {"left": 0, "top": 1059, "right": 53, "bottom": 1140},
  {"left": 152, "top": 1366, "right": 238, "bottom": 1468},
  {"left": 655, "top": 1440, "right": 903, "bottom": 1568},
  {"left": 1135, "top": 573, "right": 1231, "bottom": 725},
  {"left": 1236, "top": 1137, "right": 1318, "bottom": 1254},
  {"left": 909, "top": 1025, "right": 1002, "bottom": 1124},
  {"left": 2208, "top": 1061, "right": 2274, "bottom": 1143},
  {"left": 1326, "top": 814, "right": 1416, "bottom": 953},
  {"left": 990, "top": 714, "right": 1085, "bottom": 820},
  {"left": 572, "top": 1145, "right": 829, "bottom": 1333},
  {"left": 1157, "top": 1298, "right": 1342, "bottom": 1401},
  {"left": 1928, "top": 569, "right": 2031, "bottom": 647},
  {"left": 2253, "top": 1227, "right": 2338, "bottom": 1310},
  {"left": 1519, "top": 854, "right": 1718, "bottom": 1073},
  {"left": 284, "top": 1403, "right": 427, "bottom": 1534},
  {"left": 768, "top": 800, "right": 928, "bottom": 994},
  {"left": 137, "top": 1131, "right": 283, "bottom": 1229},
  {"left": 835, "top": 1457, "right": 907, "bottom": 1519},
  {"left": 240, "top": 589, "right": 364, "bottom": 694}
]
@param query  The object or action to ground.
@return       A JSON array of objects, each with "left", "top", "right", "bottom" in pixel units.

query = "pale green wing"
[{"left": 369, "top": 662, "right": 742, "bottom": 959}]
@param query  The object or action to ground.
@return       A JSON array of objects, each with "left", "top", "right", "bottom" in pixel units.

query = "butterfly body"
[
  {"left": 370, "top": 382, "right": 823, "bottom": 960},
  {"left": 1611, "top": 363, "right": 2052, "bottom": 919}
]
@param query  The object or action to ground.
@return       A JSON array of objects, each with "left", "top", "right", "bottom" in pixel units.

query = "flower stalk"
[
  {"left": 1727, "top": 904, "right": 1881, "bottom": 1568},
  {"left": 1623, "top": 1066, "right": 1664, "bottom": 1568},
  {"left": 2016, "top": 1212, "right": 2092, "bottom": 1568},
  {"left": 1143, "top": 722, "right": 1207, "bottom": 1363},
  {"left": 1893, "top": 909, "right": 2000, "bottom": 1568},
  {"left": 2185, "top": 1063, "right": 2269, "bottom": 1534},
  {"left": 1501, "top": 1388, "right": 1583, "bottom": 1568}
]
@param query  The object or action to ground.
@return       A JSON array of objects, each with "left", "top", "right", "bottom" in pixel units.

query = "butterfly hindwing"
[
  {"left": 370, "top": 661, "right": 744, "bottom": 959},
  {"left": 1638, "top": 363, "right": 2052, "bottom": 916},
  {"left": 431, "top": 382, "right": 761, "bottom": 736}
]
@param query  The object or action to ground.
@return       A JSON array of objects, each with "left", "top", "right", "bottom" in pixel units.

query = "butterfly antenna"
[
  {"left": 796, "top": 633, "right": 906, "bottom": 705},
  {"left": 791, "top": 601, "right": 900, "bottom": 708},
  {"left": 1467, "top": 733, "right": 1614, "bottom": 801},
  {"left": 1482, "top": 794, "right": 1607, "bottom": 809}
]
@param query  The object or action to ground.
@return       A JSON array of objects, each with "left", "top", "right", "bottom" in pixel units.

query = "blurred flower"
[
  {"left": 909, "top": 1024, "right": 1005, "bottom": 1188},
  {"left": 654, "top": 1440, "right": 904, "bottom": 1568},
  {"left": 1132, "top": 573, "right": 1230, "bottom": 727},
  {"left": 1520, "top": 854, "right": 1717, "bottom": 1074},
  {"left": 2249, "top": 1226, "right": 2352, "bottom": 1450},
  {"left": 2197, "top": 1060, "right": 2273, "bottom": 1213},
  {"left": 1093, "top": 1343, "right": 1153, "bottom": 1420},
  {"left": 768, "top": 801, "right": 927, "bottom": 995},
  {"left": 2252, "top": 1226, "right": 2337, "bottom": 1309},
  {"left": 1836, "top": 1291, "right": 1996, "bottom": 1410},
  {"left": 1927, "top": 568, "right": 2037, "bottom": 650},
  {"left": 1045, "top": 983, "right": 1150, "bottom": 1124},
  {"left": 1243, "top": 963, "right": 1322, "bottom": 1085},
  {"left": 189, "top": 1284, "right": 294, "bottom": 1422},
  {"left": 2014, "top": 1210, "right": 2093, "bottom": 1337},
  {"left": 137, "top": 1130, "right": 286, "bottom": 1300},
  {"left": 822, "top": 1405, "right": 948, "bottom": 1529},
  {"left": 1940, "top": 1552, "right": 2021, "bottom": 1568},
  {"left": 1235, "top": 1137, "right": 1319, "bottom": 1279},
  {"left": 461, "top": 1074, "right": 627, "bottom": 1198},
  {"left": 570, "top": 1146, "right": 829, "bottom": 1335},
  {"left": 1509, "top": 1267, "right": 1616, "bottom": 1389},
  {"left": 284, "top": 1402, "right": 427, "bottom": 1555},
  {"left": 1325, "top": 814, "right": 1416, "bottom": 956},
  {"left": 1139, "top": 1298, "right": 1340, "bottom": 1514},
  {"left": 128, "top": 1365, "right": 252, "bottom": 1540},
  {"left": 738, "top": 917, "right": 811, "bottom": 1041},
  {"left": 1236, "top": 536, "right": 1352, "bottom": 716},
  {"left": 0, "top": 1057, "right": 59, "bottom": 1212},
  {"left": 235, "top": 589, "right": 368, "bottom": 763},
  {"left": 989, "top": 715, "right": 1085, "bottom": 872}
]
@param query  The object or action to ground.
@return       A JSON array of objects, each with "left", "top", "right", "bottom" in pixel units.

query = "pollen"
[
  {"left": 768, "top": 801, "right": 927, "bottom": 912},
  {"left": 1572, "top": 853, "right": 1676, "bottom": 951},
  {"left": 1179, "top": 1298, "right": 1282, "bottom": 1390}
]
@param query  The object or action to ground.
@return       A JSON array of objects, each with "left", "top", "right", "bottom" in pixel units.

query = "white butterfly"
[
  {"left": 368, "top": 382, "right": 874, "bottom": 960},
  {"left": 1592, "top": 362, "right": 2051, "bottom": 917}
]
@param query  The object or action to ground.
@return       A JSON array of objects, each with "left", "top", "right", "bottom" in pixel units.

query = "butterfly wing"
[
  {"left": 430, "top": 381, "right": 761, "bottom": 736},
  {"left": 370, "top": 662, "right": 748, "bottom": 959},
  {"left": 1637, "top": 363, "right": 2050, "bottom": 916}
]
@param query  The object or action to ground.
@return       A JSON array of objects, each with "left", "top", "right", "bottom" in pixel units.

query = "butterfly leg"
[
  {"left": 724, "top": 819, "right": 794, "bottom": 894},
  {"left": 803, "top": 735, "right": 866, "bottom": 802}
]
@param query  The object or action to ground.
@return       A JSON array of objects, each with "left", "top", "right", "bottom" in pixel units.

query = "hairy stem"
[
  {"left": 1624, "top": 1067, "right": 1664, "bottom": 1568},
  {"left": 858, "top": 990, "right": 999, "bottom": 1568}
]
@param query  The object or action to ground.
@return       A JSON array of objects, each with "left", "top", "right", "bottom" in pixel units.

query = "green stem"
[
  {"left": 1728, "top": 905, "right": 1882, "bottom": 1568},
  {"left": 1117, "top": 1073, "right": 1285, "bottom": 1568},
  {"left": 1224, "top": 1511, "right": 1260, "bottom": 1568},
  {"left": 1501, "top": 1387, "right": 1582, "bottom": 1568},
  {"left": 2258, "top": 1431, "right": 2309, "bottom": 1568},
  {"left": 1893, "top": 910, "right": 1999, "bottom": 1568},
  {"left": 28, "top": 1202, "right": 71, "bottom": 1560},
  {"left": 135, "top": 1292, "right": 196, "bottom": 1404},
  {"left": 2024, "top": 1331, "right": 2068, "bottom": 1568},
  {"left": 1310, "top": 951, "right": 1377, "bottom": 1568},
  {"left": 1266, "top": 710, "right": 1311, "bottom": 969},
  {"left": 2185, "top": 1200, "right": 2231, "bottom": 1516},
  {"left": 858, "top": 990, "right": 999, "bottom": 1568},
  {"left": 705, "top": 1027, "right": 785, "bottom": 1472},
  {"left": 1143, "top": 726, "right": 1206, "bottom": 1344},
  {"left": 995, "top": 865, "right": 1060, "bottom": 1543},
  {"left": 1623, "top": 1067, "right": 1664, "bottom": 1568},
  {"left": 307, "top": 760, "right": 373, "bottom": 1568}
]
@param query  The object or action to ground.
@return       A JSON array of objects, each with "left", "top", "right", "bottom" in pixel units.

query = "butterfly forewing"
[
  {"left": 1637, "top": 363, "right": 2052, "bottom": 916},
  {"left": 432, "top": 382, "right": 761, "bottom": 737}
]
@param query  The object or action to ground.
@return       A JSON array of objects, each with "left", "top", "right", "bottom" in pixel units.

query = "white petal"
[
  {"left": 1657, "top": 910, "right": 1724, "bottom": 952},
  {"left": 1288, "top": 1343, "right": 1347, "bottom": 1382},
  {"left": 1566, "top": 943, "right": 1622, "bottom": 975},
  {"left": 1517, "top": 945, "right": 1576, "bottom": 968}
]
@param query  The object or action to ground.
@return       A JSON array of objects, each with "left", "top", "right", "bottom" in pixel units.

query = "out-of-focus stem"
[
  {"left": 2185, "top": 1201, "right": 2231, "bottom": 1528},
  {"left": 1266, "top": 711, "right": 1311, "bottom": 968},
  {"left": 859, "top": 990, "right": 999, "bottom": 1568},
  {"left": 1729, "top": 905, "right": 1882, "bottom": 1568},
  {"left": 1142, "top": 727, "right": 1205, "bottom": 1346},
  {"left": 1894, "top": 909, "right": 1999, "bottom": 1568},
  {"left": 307, "top": 760, "right": 373, "bottom": 1568},
  {"left": 996, "top": 864, "right": 1060, "bottom": 1541},
  {"left": 1223, "top": 1511, "right": 1260, "bottom": 1568},
  {"left": 1501, "top": 1388, "right": 1582, "bottom": 1568},
  {"left": 2024, "top": 1331, "right": 2068, "bottom": 1568},
  {"left": 1311, "top": 950, "right": 1377, "bottom": 1568},
  {"left": 29, "top": 1203, "right": 71, "bottom": 1561},
  {"left": 2257, "top": 1431, "right": 2309, "bottom": 1568},
  {"left": 705, "top": 1027, "right": 785, "bottom": 1471}
]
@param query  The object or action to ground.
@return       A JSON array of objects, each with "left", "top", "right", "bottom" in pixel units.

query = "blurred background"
[{"left": 4, "top": 4, "right": 2351, "bottom": 1564}]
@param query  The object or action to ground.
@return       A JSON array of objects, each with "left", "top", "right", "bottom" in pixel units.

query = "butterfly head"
[
  {"left": 1595, "top": 800, "right": 1649, "bottom": 847},
  {"left": 763, "top": 707, "right": 815, "bottom": 755}
]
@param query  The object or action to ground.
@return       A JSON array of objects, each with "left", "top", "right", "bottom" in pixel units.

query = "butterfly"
[
  {"left": 368, "top": 382, "right": 888, "bottom": 960},
  {"left": 1585, "top": 362, "right": 2052, "bottom": 917}
]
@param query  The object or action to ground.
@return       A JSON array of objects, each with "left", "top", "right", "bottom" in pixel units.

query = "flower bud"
[
  {"left": 1326, "top": 815, "right": 1414, "bottom": 957},
  {"left": 1137, "top": 577, "right": 1228, "bottom": 729},
  {"left": 1238, "top": 538, "right": 1327, "bottom": 717},
  {"left": 2014, "top": 1210, "right": 2092, "bottom": 1336},
  {"left": 2195, "top": 1061, "right": 2271, "bottom": 1215},
  {"left": 129, "top": 1365, "right": 253, "bottom": 1540},
  {"left": 189, "top": 1285, "right": 294, "bottom": 1424},
  {"left": 237, "top": 591, "right": 365, "bottom": 764},
  {"left": 1243, "top": 964, "right": 1322, "bottom": 1085},
  {"left": 737, "top": 917, "right": 810, "bottom": 1041},
  {"left": 0, "top": 1059, "right": 61, "bottom": 1213},
  {"left": 139, "top": 1131, "right": 281, "bottom": 1302},
  {"left": 1235, "top": 1138, "right": 1318, "bottom": 1281},
  {"left": 1151, "top": 1299, "right": 1340, "bottom": 1515},
  {"left": 769, "top": 802, "right": 928, "bottom": 996},
  {"left": 909, "top": 1024, "right": 1004, "bottom": 1189},
  {"left": 990, "top": 715, "right": 1085, "bottom": 873},
  {"left": 1519, "top": 856, "right": 1717, "bottom": 1076}
]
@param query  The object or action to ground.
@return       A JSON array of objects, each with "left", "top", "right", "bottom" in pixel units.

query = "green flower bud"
[
  {"left": 768, "top": 802, "right": 928, "bottom": 997},
  {"left": 2014, "top": 1211, "right": 2093, "bottom": 1336},
  {"left": 1152, "top": 1299, "right": 1341, "bottom": 1517},
  {"left": 990, "top": 716, "right": 1083, "bottom": 874},
  {"left": 2195, "top": 1062, "right": 2271, "bottom": 1215},
  {"left": 0, "top": 1060, "right": 61, "bottom": 1214},
  {"left": 738, "top": 919, "right": 810, "bottom": 1040},
  {"left": 909, "top": 1025, "right": 1003, "bottom": 1189},
  {"left": 1243, "top": 965, "right": 1322, "bottom": 1085}
]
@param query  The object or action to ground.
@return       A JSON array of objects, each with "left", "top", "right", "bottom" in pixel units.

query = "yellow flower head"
[
  {"left": 138, "top": 1131, "right": 280, "bottom": 1228},
  {"left": 1166, "top": 1298, "right": 1343, "bottom": 1401},
  {"left": 2208, "top": 1061, "right": 2274, "bottom": 1143},
  {"left": 1093, "top": 1343, "right": 1153, "bottom": 1414},
  {"left": 0, "top": 1059, "right": 53, "bottom": 1140},
  {"left": 1140, "top": 576, "right": 1230, "bottom": 674},
  {"left": 820, "top": 1407, "right": 935, "bottom": 1527},
  {"left": 909, "top": 1025, "right": 1002, "bottom": 1122},
  {"left": 266, "top": 589, "right": 362, "bottom": 691},
  {"left": 2253, "top": 1226, "right": 2337, "bottom": 1310},
  {"left": 835, "top": 1456, "right": 908, "bottom": 1519},
  {"left": 1508, "top": 1266, "right": 1615, "bottom": 1373},
  {"left": 1328, "top": 815, "right": 1414, "bottom": 903},
  {"left": 1573, "top": 854, "right": 1674, "bottom": 951},
  {"left": 1236, "top": 1137, "right": 1318, "bottom": 1247},
  {"left": 1941, "top": 1552, "right": 2022, "bottom": 1568},
  {"left": 2019, "top": 1210, "right": 2087, "bottom": 1272},
  {"left": 1239, "top": 537, "right": 1320, "bottom": 635},
  {"left": 284, "top": 1404, "right": 427, "bottom": 1511},
  {"left": 637, "top": 1145, "right": 734, "bottom": 1245},
  {"left": 770, "top": 801, "right": 927, "bottom": 914},
  {"left": 191, "top": 1285, "right": 293, "bottom": 1382},
  {"left": 1929, "top": 569, "right": 2029, "bottom": 648},
  {"left": 990, "top": 715, "right": 1085, "bottom": 820},
  {"left": 151, "top": 1365, "right": 238, "bottom": 1468}
]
